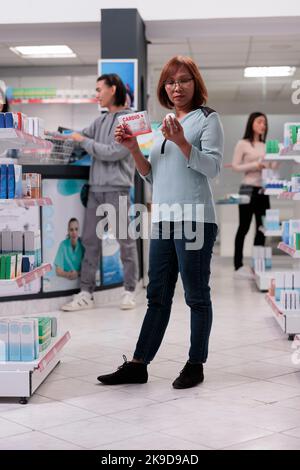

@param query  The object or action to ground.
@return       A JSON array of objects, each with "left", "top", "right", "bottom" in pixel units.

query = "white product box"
[
  {"left": 294, "top": 272, "right": 300, "bottom": 291},
  {"left": 20, "top": 320, "right": 36, "bottom": 361},
  {"left": 8, "top": 321, "right": 21, "bottom": 361},
  {"left": 118, "top": 111, "right": 151, "bottom": 137},
  {"left": 0, "top": 319, "right": 9, "bottom": 362},
  {"left": 33, "top": 117, "right": 44, "bottom": 138},
  {"left": 285, "top": 272, "right": 294, "bottom": 290}
]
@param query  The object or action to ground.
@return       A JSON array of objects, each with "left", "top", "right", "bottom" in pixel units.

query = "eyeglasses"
[{"left": 164, "top": 77, "right": 194, "bottom": 89}]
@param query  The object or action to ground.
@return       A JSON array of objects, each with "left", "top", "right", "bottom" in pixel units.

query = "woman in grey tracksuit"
[{"left": 62, "top": 74, "right": 138, "bottom": 312}]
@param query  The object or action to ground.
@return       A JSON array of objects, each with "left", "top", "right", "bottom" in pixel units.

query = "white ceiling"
[{"left": 0, "top": 19, "right": 300, "bottom": 103}]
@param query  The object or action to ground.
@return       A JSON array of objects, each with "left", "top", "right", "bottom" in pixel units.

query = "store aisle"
[{"left": 0, "top": 256, "right": 300, "bottom": 450}]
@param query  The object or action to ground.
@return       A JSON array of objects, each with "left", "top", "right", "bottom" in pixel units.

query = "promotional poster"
[
  {"left": 98, "top": 58, "right": 138, "bottom": 110},
  {"left": 42, "top": 179, "right": 87, "bottom": 293}
]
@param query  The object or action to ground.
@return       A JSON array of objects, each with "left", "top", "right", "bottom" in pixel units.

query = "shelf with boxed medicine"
[
  {"left": 263, "top": 174, "right": 300, "bottom": 197},
  {"left": 0, "top": 328, "right": 70, "bottom": 403},
  {"left": 0, "top": 129, "right": 52, "bottom": 155},
  {"left": 0, "top": 164, "right": 46, "bottom": 203},
  {"left": 252, "top": 246, "right": 273, "bottom": 292},
  {"left": 0, "top": 228, "right": 49, "bottom": 287},
  {"left": 12, "top": 263, "right": 52, "bottom": 288},
  {"left": 0, "top": 316, "right": 59, "bottom": 363},
  {"left": 216, "top": 194, "right": 250, "bottom": 205},
  {"left": 264, "top": 123, "right": 300, "bottom": 162},
  {"left": 279, "top": 192, "right": 300, "bottom": 201},
  {"left": 6, "top": 86, "right": 97, "bottom": 104},
  {"left": 265, "top": 270, "right": 300, "bottom": 335},
  {"left": 0, "top": 110, "right": 51, "bottom": 156},
  {"left": 262, "top": 209, "right": 281, "bottom": 234},
  {"left": 252, "top": 246, "right": 273, "bottom": 271},
  {"left": 260, "top": 228, "right": 282, "bottom": 237},
  {"left": 279, "top": 219, "right": 300, "bottom": 252},
  {"left": 0, "top": 111, "right": 45, "bottom": 137},
  {"left": 264, "top": 188, "right": 284, "bottom": 196},
  {"left": 265, "top": 294, "right": 300, "bottom": 336}
]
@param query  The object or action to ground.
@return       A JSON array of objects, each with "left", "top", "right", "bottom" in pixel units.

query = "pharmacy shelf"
[
  {"left": 216, "top": 196, "right": 250, "bottom": 205},
  {"left": 278, "top": 242, "right": 300, "bottom": 258},
  {"left": 254, "top": 270, "right": 273, "bottom": 291},
  {"left": 0, "top": 331, "right": 70, "bottom": 403},
  {"left": 9, "top": 98, "right": 97, "bottom": 105},
  {"left": 278, "top": 192, "right": 300, "bottom": 201},
  {"left": 264, "top": 154, "right": 300, "bottom": 163},
  {"left": 0, "top": 263, "right": 51, "bottom": 288},
  {"left": 258, "top": 225, "right": 282, "bottom": 237},
  {"left": 0, "top": 128, "right": 52, "bottom": 154},
  {"left": 264, "top": 230, "right": 282, "bottom": 237},
  {"left": 0, "top": 197, "right": 52, "bottom": 207},
  {"left": 264, "top": 188, "right": 283, "bottom": 196},
  {"left": 265, "top": 294, "right": 300, "bottom": 336}
]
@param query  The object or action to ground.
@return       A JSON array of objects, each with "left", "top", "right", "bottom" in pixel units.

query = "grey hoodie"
[{"left": 81, "top": 110, "right": 135, "bottom": 192}]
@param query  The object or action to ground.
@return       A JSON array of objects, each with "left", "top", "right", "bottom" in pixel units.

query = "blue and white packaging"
[
  {"left": 282, "top": 221, "right": 290, "bottom": 245},
  {"left": 4, "top": 112, "right": 18, "bottom": 129},
  {"left": 7, "top": 164, "right": 15, "bottom": 199},
  {"left": 7, "top": 164, "right": 22, "bottom": 199},
  {"left": 0, "top": 113, "right": 5, "bottom": 128},
  {"left": 8, "top": 321, "right": 21, "bottom": 361},
  {"left": 265, "top": 247, "right": 272, "bottom": 270},
  {"left": 289, "top": 220, "right": 300, "bottom": 247},
  {"left": 275, "top": 272, "right": 285, "bottom": 302},
  {"left": 265, "top": 209, "right": 280, "bottom": 231},
  {"left": 20, "top": 320, "right": 36, "bottom": 361},
  {"left": 0, "top": 164, "right": 7, "bottom": 199},
  {"left": 0, "top": 319, "right": 9, "bottom": 361}
]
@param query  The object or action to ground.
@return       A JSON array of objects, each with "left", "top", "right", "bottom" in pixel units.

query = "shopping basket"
[{"left": 45, "top": 135, "right": 75, "bottom": 164}]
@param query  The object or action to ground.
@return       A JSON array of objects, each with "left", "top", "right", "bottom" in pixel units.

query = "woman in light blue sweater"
[{"left": 98, "top": 56, "right": 224, "bottom": 389}]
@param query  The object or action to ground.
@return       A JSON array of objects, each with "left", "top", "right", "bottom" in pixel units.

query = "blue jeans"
[{"left": 134, "top": 222, "right": 218, "bottom": 364}]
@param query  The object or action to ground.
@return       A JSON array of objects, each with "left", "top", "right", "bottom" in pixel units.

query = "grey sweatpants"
[{"left": 80, "top": 190, "right": 138, "bottom": 293}]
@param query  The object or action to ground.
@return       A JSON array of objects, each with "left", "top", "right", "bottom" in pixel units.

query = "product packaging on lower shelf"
[{"left": 0, "top": 316, "right": 59, "bottom": 362}]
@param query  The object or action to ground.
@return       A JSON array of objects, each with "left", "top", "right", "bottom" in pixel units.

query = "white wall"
[{"left": 1, "top": 0, "right": 300, "bottom": 24}]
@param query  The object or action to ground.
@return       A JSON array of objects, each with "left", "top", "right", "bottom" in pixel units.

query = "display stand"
[
  {"left": 0, "top": 332, "right": 70, "bottom": 404},
  {"left": 0, "top": 128, "right": 52, "bottom": 155},
  {"left": 0, "top": 130, "right": 71, "bottom": 401},
  {"left": 265, "top": 294, "right": 300, "bottom": 340},
  {"left": 0, "top": 197, "right": 52, "bottom": 208},
  {"left": 262, "top": 170, "right": 300, "bottom": 338}
]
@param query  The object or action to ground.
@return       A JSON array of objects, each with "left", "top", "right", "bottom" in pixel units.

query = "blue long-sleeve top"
[{"left": 143, "top": 107, "right": 224, "bottom": 223}]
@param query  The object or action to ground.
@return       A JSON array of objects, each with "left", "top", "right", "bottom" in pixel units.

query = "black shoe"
[
  {"left": 172, "top": 361, "right": 204, "bottom": 389},
  {"left": 97, "top": 355, "right": 148, "bottom": 385}
]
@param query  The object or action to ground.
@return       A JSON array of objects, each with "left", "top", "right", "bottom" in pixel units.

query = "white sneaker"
[
  {"left": 61, "top": 291, "right": 95, "bottom": 311},
  {"left": 120, "top": 290, "right": 136, "bottom": 310},
  {"left": 234, "top": 266, "right": 254, "bottom": 280}
]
